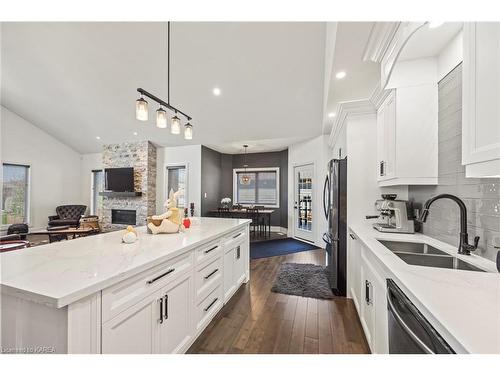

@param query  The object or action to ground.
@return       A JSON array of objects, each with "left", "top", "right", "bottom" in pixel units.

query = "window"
[
  {"left": 91, "top": 169, "right": 104, "bottom": 216},
  {"left": 2, "top": 163, "right": 30, "bottom": 225},
  {"left": 233, "top": 168, "right": 279, "bottom": 207},
  {"left": 166, "top": 165, "right": 187, "bottom": 209}
]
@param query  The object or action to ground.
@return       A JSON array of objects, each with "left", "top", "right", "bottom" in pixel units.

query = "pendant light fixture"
[
  {"left": 135, "top": 96, "right": 148, "bottom": 121},
  {"left": 184, "top": 122, "right": 193, "bottom": 140},
  {"left": 135, "top": 21, "right": 193, "bottom": 138},
  {"left": 156, "top": 106, "right": 167, "bottom": 128},
  {"left": 240, "top": 145, "right": 251, "bottom": 185},
  {"left": 171, "top": 114, "right": 181, "bottom": 134}
]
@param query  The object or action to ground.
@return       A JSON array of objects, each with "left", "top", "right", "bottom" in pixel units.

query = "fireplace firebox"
[{"left": 111, "top": 209, "right": 136, "bottom": 225}]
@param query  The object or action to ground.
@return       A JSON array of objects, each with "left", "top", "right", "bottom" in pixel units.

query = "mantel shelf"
[{"left": 99, "top": 191, "right": 142, "bottom": 198}]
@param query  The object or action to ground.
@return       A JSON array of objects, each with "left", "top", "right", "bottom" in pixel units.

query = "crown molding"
[
  {"left": 370, "top": 81, "right": 393, "bottom": 110},
  {"left": 363, "top": 22, "right": 401, "bottom": 63},
  {"left": 328, "top": 99, "right": 375, "bottom": 147}
]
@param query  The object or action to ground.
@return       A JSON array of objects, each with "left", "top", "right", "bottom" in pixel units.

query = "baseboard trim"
[{"left": 270, "top": 226, "right": 287, "bottom": 233}]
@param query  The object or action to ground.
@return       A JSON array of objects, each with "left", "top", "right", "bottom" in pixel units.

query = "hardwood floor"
[{"left": 187, "top": 248, "right": 370, "bottom": 354}]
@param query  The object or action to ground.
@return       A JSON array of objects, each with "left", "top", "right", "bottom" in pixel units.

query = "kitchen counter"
[
  {"left": 1, "top": 217, "right": 251, "bottom": 308},
  {"left": 350, "top": 221, "right": 500, "bottom": 354}
]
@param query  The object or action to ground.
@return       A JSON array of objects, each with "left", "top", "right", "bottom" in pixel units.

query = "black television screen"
[{"left": 105, "top": 168, "right": 134, "bottom": 192}]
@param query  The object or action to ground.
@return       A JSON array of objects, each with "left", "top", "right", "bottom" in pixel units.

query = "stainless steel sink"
[
  {"left": 378, "top": 240, "right": 448, "bottom": 256},
  {"left": 378, "top": 240, "right": 485, "bottom": 272}
]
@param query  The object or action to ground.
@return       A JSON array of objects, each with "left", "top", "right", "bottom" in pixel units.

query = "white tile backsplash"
[{"left": 409, "top": 64, "right": 500, "bottom": 262}]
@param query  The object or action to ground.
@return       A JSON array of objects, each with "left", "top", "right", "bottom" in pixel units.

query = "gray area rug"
[{"left": 271, "top": 263, "right": 334, "bottom": 299}]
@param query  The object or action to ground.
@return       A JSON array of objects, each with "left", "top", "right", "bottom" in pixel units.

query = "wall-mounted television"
[{"left": 104, "top": 167, "right": 135, "bottom": 192}]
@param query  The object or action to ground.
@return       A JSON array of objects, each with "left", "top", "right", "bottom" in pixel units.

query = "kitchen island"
[{"left": 1, "top": 217, "right": 251, "bottom": 354}]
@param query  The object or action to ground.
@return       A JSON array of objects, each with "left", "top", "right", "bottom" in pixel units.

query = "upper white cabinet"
[
  {"left": 376, "top": 86, "right": 438, "bottom": 186},
  {"left": 462, "top": 23, "right": 500, "bottom": 177},
  {"left": 377, "top": 22, "right": 464, "bottom": 186}
]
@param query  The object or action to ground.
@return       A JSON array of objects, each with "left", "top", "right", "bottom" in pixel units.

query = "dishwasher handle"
[{"left": 387, "top": 286, "right": 435, "bottom": 354}]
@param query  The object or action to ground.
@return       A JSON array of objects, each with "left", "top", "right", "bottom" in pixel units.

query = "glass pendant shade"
[
  {"left": 135, "top": 97, "right": 149, "bottom": 121},
  {"left": 171, "top": 116, "right": 181, "bottom": 134},
  {"left": 156, "top": 107, "right": 168, "bottom": 128},
  {"left": 184, "top": 123, "right": 193, "bottom": 140}
]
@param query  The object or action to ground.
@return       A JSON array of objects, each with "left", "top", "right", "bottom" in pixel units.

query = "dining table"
[{"left": 208, "top": 208, "right": 275, "bottom": 237}]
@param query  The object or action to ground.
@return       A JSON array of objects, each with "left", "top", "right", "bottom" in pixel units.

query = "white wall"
[
  {"left": 80, "top": 152, "right": 102, "bottom": 213},
  {"left": 288, "top": 135, "right": 330, "bottom": 247},
  {"left": 437, "top": 30, "right": 463, "bottom": 82},
  {"left": 156, "top": 145, "right": 201, "bottom": 216},
  {"left": 1, "top": 106, "right": 84, "bottom": 230}
]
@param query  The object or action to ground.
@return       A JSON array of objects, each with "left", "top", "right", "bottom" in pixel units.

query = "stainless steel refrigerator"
[{"left": 322, "top": 158, "right": 347, "bottom": 296}]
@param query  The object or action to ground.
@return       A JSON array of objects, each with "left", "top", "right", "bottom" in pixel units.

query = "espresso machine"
[{"left": 366, "top": 194, "right": 415, "bottom": 234}]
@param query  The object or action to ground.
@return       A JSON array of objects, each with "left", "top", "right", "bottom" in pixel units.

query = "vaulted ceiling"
[{"left": 1, "top": 22, "right": 326, "bottom": 154}]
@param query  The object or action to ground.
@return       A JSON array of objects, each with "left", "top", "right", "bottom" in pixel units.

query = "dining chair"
[
  {"left": 218, "top": 207, "right": 230, "bottom": 218},
  {"left": 245, "top": 207, "right": 265, "bottom": 236}
]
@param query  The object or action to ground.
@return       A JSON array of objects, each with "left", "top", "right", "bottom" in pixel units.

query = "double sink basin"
[{"left": 378, "top": 240, "right": 485, "bottom": 272}]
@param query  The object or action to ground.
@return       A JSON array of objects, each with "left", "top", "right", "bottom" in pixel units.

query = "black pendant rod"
[
  {"left": 167, "top": 21, "right": 170, "bottom": 103},
  {"left": 137, "top": 87, "right": 192, "bottom": 121}
]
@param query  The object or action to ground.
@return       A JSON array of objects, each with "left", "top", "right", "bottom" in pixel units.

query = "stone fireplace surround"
[{"left": 101, "top": 141, "right": 157, "bottom": 231}]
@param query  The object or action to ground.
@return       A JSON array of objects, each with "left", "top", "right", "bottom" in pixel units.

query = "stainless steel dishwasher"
[{"left": 386, "top": 279, "right": 455, "bottom": 354}]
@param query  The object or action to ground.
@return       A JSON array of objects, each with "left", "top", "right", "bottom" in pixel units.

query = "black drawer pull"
[
  {"left": 365, "top": 280, "right": 372, "bottom": 305},
  {"left": 204, "top": 297, "right": 218, "bottom": 312},
  {"left": 233, "top": 232, "right": 242, "bottom": 239},
  {"left": 349, "top": 233, "right": 356, "bottom": 240},
  {"left": 147, "top": 268, "right": 175, "bottom": 284},
  {"left": 158, "top": 297, "right": 164, "bottom": 324},
  {"left": 204, "top": 268, "right": 219, "bottom": 280},
  {"left": 204, "top": 245, "right": 218, "bottom": 254}
]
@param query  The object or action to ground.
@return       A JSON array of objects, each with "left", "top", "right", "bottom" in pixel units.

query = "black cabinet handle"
[
  {"left": 380, "top": 161, "right": 385, "bottom": 176},
  {"left": 158, "top": 297, "right": 164, "bottom": 324},
  {"left": 365, "top": 280, "right": 372, "bottom": 305},
  {"left": 204, "top": 245, "right": 218, "bottom": 254},
  {"left": 164, "top": 294, "right": 168, "bottom": 320},
  {"left": 204, "top": 297, "right": 218, "bottom": 312},
  {"left": 236, "top": 246, "right": 241, "bottom": 259},
  {"left": 147, "top": 268, "right": 175, "bottom": 284},
  {"left": 349, "top": 233, "right": 356, "bottom": 240},
  {"left": 204, "top": 268, "right": 219, "bottom": 280},
  {"left": 233, "top": 233, "right": 242, "bottom": 239}
]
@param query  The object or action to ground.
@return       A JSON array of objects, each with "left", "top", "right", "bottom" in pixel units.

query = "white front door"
[{"left": 293, "top": 163, "right": 314, "bottom": 243}]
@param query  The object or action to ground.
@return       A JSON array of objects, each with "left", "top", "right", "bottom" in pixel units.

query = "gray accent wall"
[
  {"left": 200, "top": 146, "right": 223, "bottom": 216},
  {"left": 408, "top": 64, "right": 500, "bottom": 262},
  {"left": 200, "top": 147, "right": 288, "bottom": 228}
]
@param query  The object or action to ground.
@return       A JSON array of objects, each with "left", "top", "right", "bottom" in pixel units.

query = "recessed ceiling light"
[
  {"left": 428, "top": 22, "right": 444, "bottom": 29},
  {"left": 212, "top": 87, "right": 221, "bottom": 96},
  {"left": 133, "top": 132, "right": 138, "bottom": 136},
  {"left": 95, "top": 136, "right": 101, "bottom": 140},
  {"left": 335, "top": 71, "right": 346, "bottom": 79},
  {"left": 328, "top": 112, "right": 337, "bottom": 118}
]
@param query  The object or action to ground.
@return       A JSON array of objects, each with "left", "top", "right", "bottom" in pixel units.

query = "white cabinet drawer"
[
  {"left": 102, "top": 251, "right": 193, "bottom": 323},
  {"left": 194, "top": 283, "right": 222, "bottom": 332},
  {"left": 223, "top": 229, "right": 246, "bottom": 247},
  {"left": 195, "top": 255, "right": 222, "bottom": 302},
  {"left": 195, "top": 239, "right": 222, "bottom": 264}
]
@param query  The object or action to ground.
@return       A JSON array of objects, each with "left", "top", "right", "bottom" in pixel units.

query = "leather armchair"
[{"left": 48, "top": 205, "right": 87, "bottom": 228}]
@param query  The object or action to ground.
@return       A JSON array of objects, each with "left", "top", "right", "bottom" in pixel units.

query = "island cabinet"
[
  {"left": 0, "top": 221, "right": 250, "bottom": 354},
  {"left": 462, "top": 23, "right": 500, "bottom": 178}
]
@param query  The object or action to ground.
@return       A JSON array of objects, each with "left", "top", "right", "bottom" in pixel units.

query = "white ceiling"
[
  {"left": 323, "top": 22, "right": 380, "bottom": 134},
  {"left": 399, "top": 22, "right": 463, "bottom": 61},
  {"left": 1, "top": 22, "right": 326, "bottom": 154}
]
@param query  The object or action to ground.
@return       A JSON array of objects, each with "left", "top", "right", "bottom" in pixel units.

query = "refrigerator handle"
[{"left": 323, "top": 175, "right": 330, "bottom": 220}]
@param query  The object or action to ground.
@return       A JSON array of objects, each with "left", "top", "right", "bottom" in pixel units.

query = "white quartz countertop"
[
  {"left": 1, "top": 217, "right": 250, "bottom": 308},
  {"left": 350, "top": 222, "right": 500, "bottom": 354}
]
